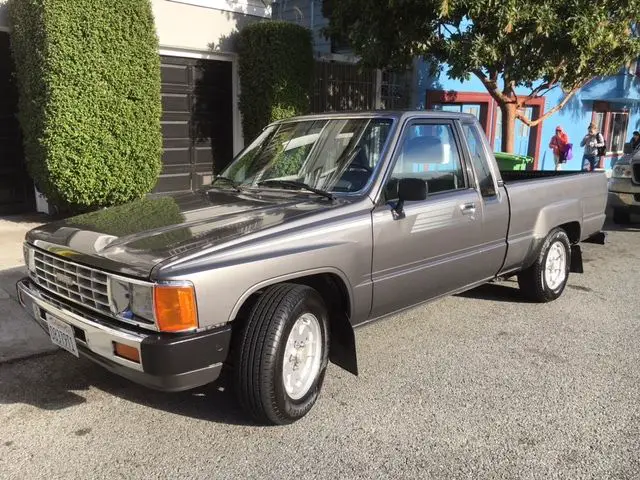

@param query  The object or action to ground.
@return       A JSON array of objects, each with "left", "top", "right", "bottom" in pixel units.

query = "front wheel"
[
  {"left": 233, "top": 284, "right": 330, "bottom": 425},
  {"left": 518, "top": 228, "right": 571, "bottom": 303}
]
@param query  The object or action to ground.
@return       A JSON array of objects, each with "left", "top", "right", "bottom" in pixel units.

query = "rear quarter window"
[{"left": 462, "top": 123, "right": 497, "bottom": 197}]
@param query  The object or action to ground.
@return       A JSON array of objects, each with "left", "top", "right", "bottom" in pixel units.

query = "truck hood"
[{"left": 26, "top": 188, "right": 341, "bottom": 278}]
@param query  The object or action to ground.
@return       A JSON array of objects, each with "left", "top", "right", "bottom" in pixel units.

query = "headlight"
[
  {"left": 612, "top": 164, "right": 632, "bottom": 178},
  {"left": 109, "top": 278, "right": 154, "bottom": 322},
  {"left": 108, "top": 277, "right": 198, "bottom": 332}
]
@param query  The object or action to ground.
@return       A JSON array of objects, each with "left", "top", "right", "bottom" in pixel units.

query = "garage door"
[
  {"left": 0, "top": 32, "right": 34, "bottom": 215},
  {"left": 158, "top": 55, "right": 234, "bottom": 193}
]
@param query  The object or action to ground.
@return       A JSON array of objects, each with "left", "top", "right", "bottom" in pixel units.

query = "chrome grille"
[{"left": 31, "top": 250, "right": 111, "bottom": 315}]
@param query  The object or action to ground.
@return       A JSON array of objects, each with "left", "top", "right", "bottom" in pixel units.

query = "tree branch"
[
  {"left": 534, "top": 84, "right": 559, "bottom": 100},
  {"left": 516, "top": 82, "right": 586, "bottom": 127},
  {"left": 473, "top": 69, "right": 512, "bottom": 105},
  {"left": 527, "top": 80, "right": 558, "bottom": 100},
  {"left": 510, "top": 80, "right": 520, "bottom": 107}
]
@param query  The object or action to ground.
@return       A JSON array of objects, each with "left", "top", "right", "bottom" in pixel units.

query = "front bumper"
[{"left": 16, "top": 278, "right": 231, "bottom": 392}]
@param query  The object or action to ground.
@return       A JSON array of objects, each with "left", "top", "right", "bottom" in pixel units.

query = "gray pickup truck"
[{"left": 17, "top": 111, "right": 607, "bottom": 425}]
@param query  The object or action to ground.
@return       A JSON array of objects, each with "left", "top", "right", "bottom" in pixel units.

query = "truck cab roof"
[{"left": 271, "top": 110, "right": 480, "bottom": 124}]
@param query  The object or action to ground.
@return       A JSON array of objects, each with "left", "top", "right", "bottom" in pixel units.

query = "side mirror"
[
  {"left": 623, "top": 142, "right": 633, "bottom": 154},
  {"left": 392, "top": 178, "right": 427, "bottom": 218}
]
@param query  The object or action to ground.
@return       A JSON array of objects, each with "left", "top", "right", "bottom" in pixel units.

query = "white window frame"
[
  {"left": 607, "top": 111, "right": 629, "bottom": 155},
  {"left": 167, "top": 0, "right": 271, "bottom": 18}
]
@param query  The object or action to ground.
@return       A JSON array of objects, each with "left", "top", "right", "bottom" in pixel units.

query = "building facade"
[
  {"left": 272, "top": 0, "right": 416, "bottom": 113},
  {"left": 415, "top": 60, "right": 640, "bottom": 171},
  {"left": 2, "top": 0, "right": 638, "bottom": 215},
  {"left": 0, "top": 0, "right": 269, "bottom": 214}
]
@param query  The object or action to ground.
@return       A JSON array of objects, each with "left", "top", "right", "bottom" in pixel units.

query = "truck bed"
[
  {"left": 500, "top": 170, "right": 594, "bottom": 183},
  {"left": 498, "top": 169, "right": 608, "bottom": 275}
]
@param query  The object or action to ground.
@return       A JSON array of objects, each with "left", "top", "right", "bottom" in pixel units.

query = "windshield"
[{"left": 219, "top": 117, "right": 394, "bottom": 194}]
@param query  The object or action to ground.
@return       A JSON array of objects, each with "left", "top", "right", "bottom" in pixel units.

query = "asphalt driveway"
[{"left": 0, "top": 221, "right": 639, "bottom": 479}]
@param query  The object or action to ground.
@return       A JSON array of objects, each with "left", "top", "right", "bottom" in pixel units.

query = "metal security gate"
[
  {"left": 0, "top": 32, "right": 34, "bottom": 214},
  {"left": 311, "top": 61, "right": 377, "bottom": 112},
  {"left": 158, "top": 55, "right": 233, "bottom": 193},
  {"left": 311, "top": 60, "right": 412, "bottom": 113}
]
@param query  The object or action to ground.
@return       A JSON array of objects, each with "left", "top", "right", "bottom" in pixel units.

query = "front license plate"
[{"left": 46, "top": 313, "right": 79, "bottom": 357}]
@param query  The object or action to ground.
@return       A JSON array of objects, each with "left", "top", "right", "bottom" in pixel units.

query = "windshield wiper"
[
  {"left": 257, "top": 180, "right": 335, "bottom": 201},
  {"left": 211, "top": 175, "right": 243, "bottom": 192}
]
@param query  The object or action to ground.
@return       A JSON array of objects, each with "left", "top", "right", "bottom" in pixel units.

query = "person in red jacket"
[{"left": 549, "top": 126, "right": 569, "bottom": 170}]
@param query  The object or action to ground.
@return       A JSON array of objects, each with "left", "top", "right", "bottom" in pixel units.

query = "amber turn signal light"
[
  {"left": 153, "top": 284, "right": 198, "bottom": 332},
  {"left": 113, "top": 342, "right": 141, "bottom": 363}
]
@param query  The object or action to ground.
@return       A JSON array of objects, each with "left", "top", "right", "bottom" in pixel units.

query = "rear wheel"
[
  {"left": 233, "top": 284, "right": 330, "bottom": 425},
  {"left": 613, "top": 207, "right": 631, "bottom": 225},
  {"left": 518, "top": 228, "right": 571, "bottom": 303}
]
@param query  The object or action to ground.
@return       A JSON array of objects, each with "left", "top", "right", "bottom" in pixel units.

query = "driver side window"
[{"left": 385, "top": 123, "right": 465, "bottom": 201}]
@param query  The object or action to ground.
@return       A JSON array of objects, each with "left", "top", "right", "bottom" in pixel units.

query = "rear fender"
[{"left": 523, "top": 200, "right": 582, "bottom": 269}]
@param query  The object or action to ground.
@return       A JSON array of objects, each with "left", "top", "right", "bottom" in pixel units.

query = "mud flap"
[
  {"left": 570, "top": 244, "right": 584, "bottom": 274},
  {"left": 329, "top": 313, "right": 358, "bottom": 376}
]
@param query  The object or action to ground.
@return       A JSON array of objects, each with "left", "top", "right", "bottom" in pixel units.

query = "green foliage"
[
  {"left": 324, "top": 0, "right": 640, "bottom": 151},
  {"left": 325, "top": 0, "right": 640, "bottom": 88},
  {"left": 8, "top": 0, "right": 162, "bottom": 211},
  {"left": 238, "top": 21, "right": 313, "bottom": 143}
]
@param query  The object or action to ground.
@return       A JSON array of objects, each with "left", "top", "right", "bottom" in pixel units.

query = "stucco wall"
[
  {"left": 152, "top": 0, "right": 265, "bottom": 53},
  {"left": 0, "top": 1, "right": 265, "bottom": 53}
]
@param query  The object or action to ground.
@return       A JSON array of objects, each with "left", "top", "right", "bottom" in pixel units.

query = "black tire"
[
  {"left": 613, "top": 207, "right": 631, "bottom": 225},
  {"left": 233, "top": 283, "right": 330, "bottom": 425},
  {"left": 518, "top": 228, "right": 571, "bottom": 303}
]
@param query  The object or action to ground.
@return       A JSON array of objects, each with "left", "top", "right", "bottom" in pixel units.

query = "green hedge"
[
  {"left": 8, "top": 0, "right": 162, "bottom": 211},
  {"left": 238, "top": 21, "right": 313, "bottom": 143}
]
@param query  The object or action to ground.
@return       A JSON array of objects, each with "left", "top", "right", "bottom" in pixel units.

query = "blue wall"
[{"left": 414, "top": 61, "right": 640, "bottom": 170}]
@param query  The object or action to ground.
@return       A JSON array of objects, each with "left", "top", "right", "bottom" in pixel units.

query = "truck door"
[
  {"left": 459, "top": 120, "right": 510, "bottom": 277},
  {"left": 370, "top": 119, "right": 491, "bottom": 318}
]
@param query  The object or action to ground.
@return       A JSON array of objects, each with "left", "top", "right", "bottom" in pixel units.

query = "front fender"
[{"left": 228, "top": 266, "right": 355, "bottom": 322}]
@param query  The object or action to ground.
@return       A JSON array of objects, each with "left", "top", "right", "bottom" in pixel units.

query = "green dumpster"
[{"left": 494, "top": 152, "right": 533, "bottom": 171}]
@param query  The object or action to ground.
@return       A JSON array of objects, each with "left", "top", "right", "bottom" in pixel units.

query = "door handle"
[{"left": 460, "top": 202, "right": 476, "bottom": 215}]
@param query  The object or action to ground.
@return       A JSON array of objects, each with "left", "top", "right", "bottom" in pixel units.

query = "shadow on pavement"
[
  {"left": 602, "top": 207, "right": 640, "bottom": 232},
  {"left": 456, "top": 280, "right": 534, "bottom": 304},
  {"left": 0, "top": 352, "right": 255, "bottom": 426},
  {"left": 603, "top": 221, "right": 640, "bottom": 233},
  {"left": 0, "top": 265, "right": 27, "bottom": 301}
]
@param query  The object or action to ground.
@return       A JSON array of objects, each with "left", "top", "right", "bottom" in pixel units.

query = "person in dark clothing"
[
  {"left": 580, "top": 123, "right": 605, "bottom": 171},
  {"left": 631, "top": 131, "right": 640, "bottom": 152}
]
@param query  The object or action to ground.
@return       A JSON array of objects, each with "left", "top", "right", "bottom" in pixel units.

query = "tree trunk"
[{"left": 500, "top": 103, "right": 516, "bottom": 153}]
